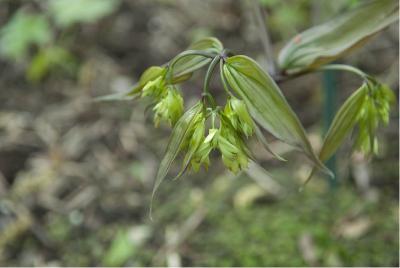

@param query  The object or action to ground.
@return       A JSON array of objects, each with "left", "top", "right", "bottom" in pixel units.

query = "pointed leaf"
[
  {"left": 223, "top": 55, "right": 331, "bottom": 175},
  {"left": 303, "top": 84, "right": 368, "bottom": 185},
  {"left": 278, "top": 0, "right": 399, "bottom": 73},
  {"left": 319, "top": 84, "right": 368, "bottom": 162},
  {"left": 151, "top": 102, "right": 203, "bottom": 204}
]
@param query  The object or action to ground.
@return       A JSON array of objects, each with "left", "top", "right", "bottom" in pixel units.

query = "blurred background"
[{"left": 0, "top": 0, "right": 398, "bottom": 266}]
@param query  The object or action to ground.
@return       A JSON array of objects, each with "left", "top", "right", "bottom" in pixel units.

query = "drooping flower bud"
[
  {"left": 223, "top": 97, "right": 254, "bottom": 137},
  {"left": 355, "top": 83, "right": 395, "bottom": 154},
  {"left": 153, "top": 87, "right": 184, "bottom": 127},
  {"left": 142, "top": 76, "right": 167, "bottom": 99},
  {"left": 217, "top": 121, "right": 249, "bottom": 174},
  {"left": 190, "top": 128, "right": 219, "bottom": 172},
  {"left": 218, "top": 134, "right": 248, "bottom": 174}
]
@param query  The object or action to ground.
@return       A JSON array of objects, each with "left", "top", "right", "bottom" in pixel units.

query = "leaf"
[
  {"left": 150, "top": 102, "right": 203, "bottom": 215},
  {"left": 171, "top": 37, "right": 223, "bottom": 77},
  {"left": 223, "top": 55, "right": 331, "bottom": 175},
  {"left": 318, "top": 84, "right": 368, "bottom": 162},
  {"left": 0, "top": 11, "right": 52, "bottom": 60},
  {"left": 278, "top": 0, "right": 399, "bottom": 73},
  {"left": 48, "top": 0, "right": 121, "bottom": 27},
  {"left": 27, "top": 46, "right": 76, "bottom": 82},
  {"left": 102, "top": 230, "right": 135, "bottom": 267},
  {"left": 303, "top": 84, "right": 368, "bottom": 186}
]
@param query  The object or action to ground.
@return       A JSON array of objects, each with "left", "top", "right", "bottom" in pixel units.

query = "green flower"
[
  {"left": 355, "top": 83, "right": 395, "bottom": 154},
  {"left": 190, "top": 128, "right": 219, "bottom": 172},
  {"left": 217, "top": 121, "right": 249, "bottom": 173},
  {"left": 142, "top": 75, "right": 167, "bottom": 99},
  {"left": 153, "top": 87, "right": 184, "bottom": 127},
  {"left": 223, "top": 97, "right": 254, "bottom": 137},
  {"left": 218, "top": 134, "right": 248, "bottom": 174}
]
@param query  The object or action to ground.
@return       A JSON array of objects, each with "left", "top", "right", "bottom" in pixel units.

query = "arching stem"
[
  {"left": 202, "top": 55, "right": 221, "bottom": 108},
  {"left": 167, "top": 49, "right": 218, "bottom": 82}
]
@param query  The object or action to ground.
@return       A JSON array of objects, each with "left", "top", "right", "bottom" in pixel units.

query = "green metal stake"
[{"left": 322, "top": 70, "right": 338, "bottom": 189}]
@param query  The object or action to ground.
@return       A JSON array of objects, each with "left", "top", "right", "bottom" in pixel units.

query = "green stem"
[
  {"left": 318, "top": 64, "right": 378, "bottom": 96},
  {"left": 318, "top": 64, "right": 369, "bottom": 80},
  {"left": 219, "top": 60, "right": 234, "bottom": 97},
  {"left": 202, "top": 56, "right": 220, "bottom": 107},
  {"left": 167, "top": 49, "right": 218, "bottom": 82}
]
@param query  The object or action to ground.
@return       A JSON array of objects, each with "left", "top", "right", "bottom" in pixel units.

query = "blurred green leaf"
[
  {"left": 273, "top": 5, "right": 306, "bottom": 35},
  {"left": 171, "top": 37, "right": 223, "bottom": 78},
  {"left": 27, "top": 46, "right": 76, "bottom": 82},
  {"left": 48, "top": 0, "right": 121, "bottom": 27},
  {"left": 102, "top": 230, "right": 135, "bottom": 267},
  {"left": 223, "top": 55, "right": 330, "bottom": 175},
  {"left": 0, "top": 11, "right": 52, "bottom": 60},
  {"left": 258, "top": 0, "right": 280, "bottom": 7},
  {"left": 278, "top": 0, "right": 399, "bottom": 73}
]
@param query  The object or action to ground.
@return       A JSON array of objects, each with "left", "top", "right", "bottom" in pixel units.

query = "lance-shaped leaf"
[
  {"left": 171, "top": 37, "right": 223, "bottom": 77},
  {"left": 151, "top": 102, "right": 203, "bottom": 205},
  {"left": 223, "top": 55, "right": 331, "bottom": 175},
  {"left": 278, "top": 0, "right": 399, "bottom": 73},
  {"left": 303, "top": 84, "right": 368, "bottom": 185},
  {"left": 319, "top": 84, "right": 368, "bottom": 162}
]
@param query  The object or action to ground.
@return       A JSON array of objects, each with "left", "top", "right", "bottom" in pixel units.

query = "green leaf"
[
  {"left": 27, "top": 46, "right": 76, "bottom": 82},
  {"left": 174, "top": 117, "right": 205, "bottom": 180},
  {"left": 171, "top": 37, "right": 223, "bottom": 77},
  {"left": 0, "top": 11, "right": 52, "bottom": 60},
  {"left": 151, "top": 102, "right": 203, "bottom": 214},
  {"left": 102, "top": 230, "right": 135, "bottom": 267},
  {"left": 223, "top": 55, "right": 331, "bottom": 175},
  {"left": 319, "top": 84, "right": 368, "bottom": 162},
  {"left": 303, "top": 84, "right": 368, "bottom": 185},
  {"left": 48, "top": 0, "right": 121, "bottom": 27},
  {"left": 278, "top": 0, "right": 399, "bottom": 73}
]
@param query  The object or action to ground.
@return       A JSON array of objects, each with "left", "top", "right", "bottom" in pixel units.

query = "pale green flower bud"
[
  {"left": 218, "top": 134, "right": 248, "bottom": 174},
  {"left": 153, "top": 87, "right": 184, "bottom": 127},
  {"left": 224, "top": 98, "right": 254, "bottom": 137},
  {"left": 374, "top": 84, "right": 395, "bottom": 125},
  {"left": 355, "top": 83, "right": 394, "bottom": 154},
  {"left": 142, "top": 76, "right": 167, "bottom": 99},
  {"left": 190, "top": 128, "right": 219, "bottom": 172},
  {"left": 216, "top": 120, "right": 249, "bottom": 173}
]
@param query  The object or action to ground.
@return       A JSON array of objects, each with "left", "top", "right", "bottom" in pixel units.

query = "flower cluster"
[
  {"left": 141, "top": 72, "right": 184, "bottom": 127},
  {"left": 181, "top": 97, "right": 255, "bottom": 174},
  {"left": 355, "top": 83, "right": 395, "bottom": 154},
  {"left": 136, "top": 67, "right": 258, "bottom": 174}
]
